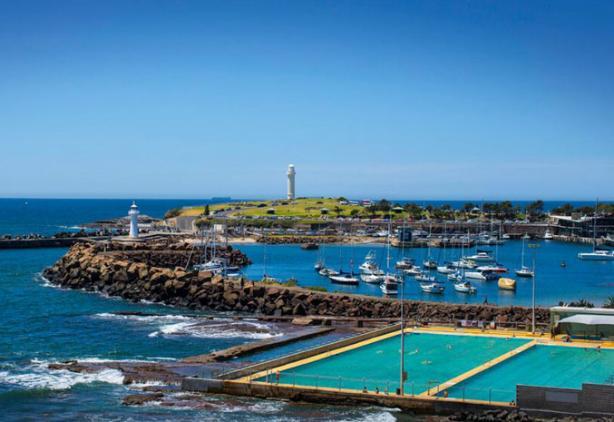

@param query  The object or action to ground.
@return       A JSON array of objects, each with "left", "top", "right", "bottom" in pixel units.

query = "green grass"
[{"left": 178, "top": 198, "right": 407, "bottom": 219}]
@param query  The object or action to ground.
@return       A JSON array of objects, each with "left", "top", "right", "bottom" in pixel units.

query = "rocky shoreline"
[{"left": 43, "top": 241, "right": 550, "bottom": 326}]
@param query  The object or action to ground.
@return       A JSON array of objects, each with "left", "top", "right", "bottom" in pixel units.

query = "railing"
[{"left": 256, "top": 371, "right": 514, "bottom": 404}]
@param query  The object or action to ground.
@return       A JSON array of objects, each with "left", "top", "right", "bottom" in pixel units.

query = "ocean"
[{"left": 0, "top": 198, "right": 610, "bottom": 420}]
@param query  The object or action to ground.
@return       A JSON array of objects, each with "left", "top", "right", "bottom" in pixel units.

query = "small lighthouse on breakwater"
[
  {"left": 287, "top": 164, "right": 296, "bottom": 200},
  {"left": 128, "top": 201, "right": 139, "bottom": 238}
]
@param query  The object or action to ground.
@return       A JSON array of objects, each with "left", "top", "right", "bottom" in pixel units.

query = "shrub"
[
  {"left": 164, "top": 208, "right": 182, "bottom": 219},
  {"left": 305, "top": 286, "right": 327, "bottom": 292}
]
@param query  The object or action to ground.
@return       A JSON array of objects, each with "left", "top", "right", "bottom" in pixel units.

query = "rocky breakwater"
[{"left": 43, "top": 243, "right": 550, "bottom": 326}]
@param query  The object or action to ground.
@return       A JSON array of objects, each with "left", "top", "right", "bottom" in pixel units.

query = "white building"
[
  {"left": 287, "top": 164, "right": 296, "bottom": 200},
  {"left": 128, "top": 201, "right": 139, "bottom": 238}
]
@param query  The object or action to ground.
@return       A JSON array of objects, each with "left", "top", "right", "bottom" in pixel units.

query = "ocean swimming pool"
[
  {"left": 443, "top": 344, "right": 614, "bottom": 403},
  {"left": 257, "top": 332, "right": 529, "bottom": 395}
]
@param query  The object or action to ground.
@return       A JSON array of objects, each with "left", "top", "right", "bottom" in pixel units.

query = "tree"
[
  {"left": 552, "top": 203, "right": 574, "bottom": 216},
  {"left": 203, "top": 204, "right": 210, "bottom": 216},
  {"left": 377, "top": 199, "right": 391, "bottom": 212},
  {"left": 333, "top": 206, "right": 343, "bottom": 217},
  {"left": 463, "top": 202, "right": 475, "bottom": 213},
  {"left": 604, "top": 296, "right": 614, "bottom": 309},
  {"left": 350, "top": 209, "right": 360, "bottom": 217},
  {"left": 527, "top": 200, "right": 544, "bottom": 219}
]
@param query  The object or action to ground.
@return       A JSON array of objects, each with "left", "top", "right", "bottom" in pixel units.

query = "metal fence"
[{"left": 256, "top": 371, "right": 514, "bottom": 404}]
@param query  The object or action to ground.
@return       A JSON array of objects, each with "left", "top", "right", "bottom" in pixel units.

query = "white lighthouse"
[
  {"left": 287, "top": 164, "right": 296, "bottom": 200},
  {"left": 128, "top": 201, "right": 139, "bottom": 238}
]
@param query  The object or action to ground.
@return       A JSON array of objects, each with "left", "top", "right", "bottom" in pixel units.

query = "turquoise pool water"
[
  {"left": 445, "top": 345, "right": 614, "bottom": 403},
  {"left": 261, "top": 333, "right": 529, "bottom": 395}
]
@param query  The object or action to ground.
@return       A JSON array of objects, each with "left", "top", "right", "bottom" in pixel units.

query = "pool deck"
[{"left": 222, "top": 324, "right": 614, "bottom": 414}]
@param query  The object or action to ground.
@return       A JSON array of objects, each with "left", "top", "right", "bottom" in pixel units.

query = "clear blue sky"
[{"left": 1, "top": 0, "right": 612, "bottom": 200}]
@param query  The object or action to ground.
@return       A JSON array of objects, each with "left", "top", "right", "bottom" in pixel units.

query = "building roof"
[
  {"left": 558, "top": 314, "right": 614, "bottom": 326},
  {"left": 550, "top": 306, "right": 614, "bottom": 316}
]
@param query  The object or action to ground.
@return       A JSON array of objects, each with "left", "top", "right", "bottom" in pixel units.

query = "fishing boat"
[
  {"left": 464, "top": 271, "right": 487, "bottom": 281},
  {"left": 498, "top": 277, "right": 516, "bottom": 290},
  {"left": 403, "top": 266, "right": 422, "bottom": 276},
  {"left": 314, "top": 260, "right": 324, "bottom": 271},
  {"left": 543, "top": 230, "right": 554, "bottom": 240},
  {"left": 395, "top": 257, "right": 414, "bottom": 270},
  {"left": 454, "top": 281, "right": 476, "bottom": 294},
  {"left": 420, "top": 282, "right": 445, "bottom": 294},
  {"left": 361, "top": 273, "right": 385, "bottom": 284},
  {"left": 415, "top": 274, "right": 436, "bottom": 283},
  {"left": 301, "top": 243, "right": 319, "bottom": 250},
  {"left": 515, "top": 266, "right": 534, "bottom": 277}
]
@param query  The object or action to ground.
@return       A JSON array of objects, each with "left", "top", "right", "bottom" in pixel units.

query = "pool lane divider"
[{"left": 419, "top": 340, "right": 538, "bottom": 397}]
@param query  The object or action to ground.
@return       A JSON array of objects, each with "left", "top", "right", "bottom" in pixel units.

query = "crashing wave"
[
  {"left": 149, "top": 320, "right": 282, "bottom": 340},
  {"left": 0, "top": 361, "right": 124, "bottom": 390}
]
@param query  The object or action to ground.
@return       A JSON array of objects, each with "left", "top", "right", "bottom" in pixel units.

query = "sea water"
[{"left": 0, "top": 198, "right": 610, "bottom": 420}]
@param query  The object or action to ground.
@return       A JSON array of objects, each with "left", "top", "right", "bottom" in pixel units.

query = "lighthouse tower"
[
  {"left": 128, "top": 201, "right": 139, "bottom": 238},
  {"left": 287, "top": 164, "right": 296, "bottom": 200}
]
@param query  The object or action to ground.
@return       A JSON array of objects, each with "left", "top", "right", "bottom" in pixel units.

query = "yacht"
[
  {"left": 193, "top": 258, "right": 225, "bottom": 272},
  {"left": 420, "top": 282, "right": 445, "bottom": 294},
  {"left": 318, "top": 267, "right": 339, "bottom": 277},
  {"left": 403, "top": 266, "right": 422, "bottom": 276},
  {"left": 436, "top": 263, "right": 456, "bottom": 274},
  {"left": 423, "top": 259, "right": 438, "bottom": 270},
  {"left": 395, "top": 257, "right": 414, "bottom": 270},
  {"left": 448, "top": 272, "right": 464, "bottom": 282},
  {"left": 451, "top": 259, "right": 477, "bottom": 269},
  {"left": 577, "top": 250, "right": 614, "bottom": 261},
  {"left": 464, "top": 271, "right": 487, "bottom": 281},
  {"left": 380, "top": 276, "right": 398, "bottom": 295},
  {"left": 359, "top": 251, "right": 383, "bottom": 274},
  {"left": 361, "top": 273, "right": 385, "bottom": 284},
  {"left": 314, "top": 260, "right": 324, "bottom": 271},
  {"left": 466, "top": 251, "right": 494, "bottom": 263},
  {"left": 476, "top": 264, "right": 508, "bottom": 273},
  {"left": 454, "top": 281, "right": 477, "bottom": 294},
  {"left": 329, "top": 273, "right": 359, "bottom": 285},
  {"left": 501, "top": 233, "right": 511, "bottom": 240},
  {"left": 515, "top": 236, "right": 534, "bottom": 275},
  {"left": 515, "top": 266, "right": 534, "bottom": 277},
  {"left": 415, "top": 274, "right": 436, "bottom": 283},
  {"left": 543, "top": 229, "right": 554, "bottom": 240}
]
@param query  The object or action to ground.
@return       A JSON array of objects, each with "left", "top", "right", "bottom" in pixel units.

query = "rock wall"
[{"left": 43, "top": 243, "right": 550, "bottom": 325}]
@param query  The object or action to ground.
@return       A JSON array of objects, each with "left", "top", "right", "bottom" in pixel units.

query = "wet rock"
[{"left": 122, "top": 393, "right": 164, "bottom": 406}]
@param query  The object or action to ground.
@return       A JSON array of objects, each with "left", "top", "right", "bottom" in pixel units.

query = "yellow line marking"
[{"left": 419, "top": 340, "right": 537, "bottom": 397}]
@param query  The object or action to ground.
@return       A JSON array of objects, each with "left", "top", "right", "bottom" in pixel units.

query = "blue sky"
[{"left": 0, "top": 0, "right": 612, "bottom": 200}]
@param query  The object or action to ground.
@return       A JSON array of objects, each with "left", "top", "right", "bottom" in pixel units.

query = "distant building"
[
  {"left": 549, "top": 215, "right": 614, "bottom": 238},
  {"left": 287, "top": 164, "right": 296, "bottom": 200}
]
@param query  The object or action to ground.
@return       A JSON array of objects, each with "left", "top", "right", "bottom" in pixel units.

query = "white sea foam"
[
  {"left": 94, "top": 312, "right": 193, "bottom": 323},
  {"left": 0, "top": 361, "right": 124, "bottom": 390},
  {"left": 149, "top": 320, "right": 282, "bottom": 340}
]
